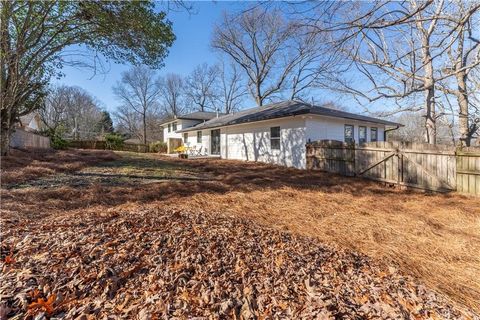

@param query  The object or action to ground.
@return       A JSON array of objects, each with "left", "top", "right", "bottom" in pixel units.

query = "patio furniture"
[
  {"left": 188, "top": 145, "right": 197, "bottom": 156},
  {"left": 195, "top": 146, "right": 203, "bottom": 156}
]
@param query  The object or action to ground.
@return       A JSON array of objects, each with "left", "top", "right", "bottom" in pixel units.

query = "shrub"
[
  {"left": 149, "top": 141, "right": 167, "bottom": 153},
  {"left": 51, "top": 135, "right": 69, "bottom": 149},
  {"left": 105, "top": 133, "right": 124, "bottom": 150}
]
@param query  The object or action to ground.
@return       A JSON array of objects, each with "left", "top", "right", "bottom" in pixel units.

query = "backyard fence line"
[
  {"left": 306, "top": 140, "right": 480, "bottom": 196},
  {"left": 68, "top": 140, "right": 149, "bottom": 153},
  {"left": 10, "top": 128, "right": 51, "bottom": 149}
]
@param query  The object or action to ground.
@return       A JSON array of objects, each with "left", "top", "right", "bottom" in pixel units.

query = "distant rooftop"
[{"left": 178, "top": 100, "right": 402, "bottom": 132}]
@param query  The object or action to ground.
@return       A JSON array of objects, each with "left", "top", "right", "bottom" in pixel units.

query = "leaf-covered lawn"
[{"left": 1, "top": 150, "right": 479, "bottom": 318}]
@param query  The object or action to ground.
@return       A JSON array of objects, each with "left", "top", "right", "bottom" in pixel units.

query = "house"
[
  {"left": 18, "top": 112, "right": 43, "bottom": 132},
  {"left": 175, "top": 100, "right": 402, "bottom": 169},
  {"left": 159, "top": 111, "right": 221, "bottom": 143}
]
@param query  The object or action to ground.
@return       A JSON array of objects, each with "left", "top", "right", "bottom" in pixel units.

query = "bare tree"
[
  {"left": 185, "top": 63, "right": 219, "bottom": 112},
  {"left": 218, "top": 62, "right": 247, "bottom": 114},
  {"left": 158, "top": 73, "right": 186, "bottom": 116},
  {"left": 113, "top": 66, "right": 162, "bottom": 144},
  {"left": 212, "top": 8, "right": 298, "bottom": 106},
  {"left": 40, "top": 85, "right": 103, "bottom": 139},
  {"left": 326, "top": 1, "right": 449, "bottom": 144},
  {"left": 436, "top": 1, "right": 480, "bottom": 146}
]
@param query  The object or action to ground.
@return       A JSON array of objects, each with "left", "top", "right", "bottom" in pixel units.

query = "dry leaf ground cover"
[{"left": 1, "top": 150, "right": 479, "bottom": 319}]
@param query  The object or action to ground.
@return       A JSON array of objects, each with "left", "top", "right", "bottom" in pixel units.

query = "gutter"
[{"left": 384, "top": 125, "right": 402, "bottom": 142}]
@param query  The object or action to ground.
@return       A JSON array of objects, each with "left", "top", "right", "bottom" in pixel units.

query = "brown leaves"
[
  {"left": 1, "top": 206, "right": 475, "bottom": 319},
  {"left": 27, "top": 294, "right": 56, "bottom": 316}
]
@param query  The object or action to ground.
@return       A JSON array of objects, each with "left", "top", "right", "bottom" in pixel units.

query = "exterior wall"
[
  {"left": 162, "top": 119, "right": 202, "bottom": 142},
  {"left": 305, "top": 115, "right": 386, "bottom": 144},
  {"left": 181, "top": 115, "right": 389, "bottom": 170},
  {"left": 219, "top": 117, "right": 307, "bottom": 169}
]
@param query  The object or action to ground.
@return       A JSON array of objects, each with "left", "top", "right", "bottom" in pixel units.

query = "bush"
[
  {"left": 51, "top": 135, "right": 69, "bottom": 150},
  {"left": 149, "top": 141, "right": 167, "bottom": 153},
  {"left": 105, "top": 133, "right": 124, "bottom": 150}
]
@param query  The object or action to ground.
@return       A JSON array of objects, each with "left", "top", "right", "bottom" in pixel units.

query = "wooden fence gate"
[{"left": 306, "top": 140, "right": 479, "bottom": 195}]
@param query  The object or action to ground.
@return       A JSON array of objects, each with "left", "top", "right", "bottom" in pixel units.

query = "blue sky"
[
  {"left": 54, "top": 1, "right": 362, "bottom": 115},
  {"left": 54, "top": 2, "right": 247, "bottom": 112}
]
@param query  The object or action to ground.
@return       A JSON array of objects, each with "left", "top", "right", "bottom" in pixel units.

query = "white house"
[
  {"left": 159, "top": 111, "right": 221, "bottom": 143},
  {"left": 175, "top": 101, "right": 402, "bottom": 169}
]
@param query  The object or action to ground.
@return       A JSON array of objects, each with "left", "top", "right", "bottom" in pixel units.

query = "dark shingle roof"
[
  {"left": 178, "top": 101, "right": 402, "bottom": 132},
  {"left": 159, "top": 111, "right": 222, "bottom": 126}
]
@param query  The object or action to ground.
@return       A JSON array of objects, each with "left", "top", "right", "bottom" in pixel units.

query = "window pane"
[
  {"left": 359, "top": 126, "right": 366, "bottom": 143},
  {"left": 271, "top": 126, "right": 280, "bottom": 138},
  {"left": 271, "top": 138, "right": 280, "bottom": 150},
  {"left": 197, "top": 131, "right": 202, "bottom": 143},
  {"left": 183, "top": 133, "right": 188, "bottom": 143},
  {"left": 344, "top": 125, "right": 354, "bottom": 142},
  {"left": 168, "top": 124, "right": 171, "bottom": 132},
  {"left": 371, "top": 128, "right": 378, "bottom": 142},
  {"left": 173, "top": 122, "right": 177, "bottom": 131}
]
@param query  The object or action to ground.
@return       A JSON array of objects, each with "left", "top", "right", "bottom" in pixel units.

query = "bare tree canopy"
[
  {"left": 113, "top": 66, "right": 163, "bottom": 144},
  {"left": 218, "top": 62, "right": 248, "bottom": 114},
  {"left": 212, "top": 8, "right": 298, "bottom": 106},
  {"left": 158, "top": 73, "right": 186, "bottom": 116},
  {"left": 185, "top": 63, "right": 220, "bottom": 112},
  {"left": 289, "top": 0, "right": 480, "bottom": 145},
  {"left": 40, "top": 85, "right": 103, "bottom": 140}
]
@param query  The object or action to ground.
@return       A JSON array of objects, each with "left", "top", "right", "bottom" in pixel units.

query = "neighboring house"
[
  {"left": 18, "top": 112, "right": 43, "bottom": 132},
  {"left": 159, "top": 111, "right": 221, "bottom": 143},
  {"left": 10, "top": 112, "right": 50, "bottom": 149},
  {"left": 176, "top": 100, "right": 402, "bottom": 169}
]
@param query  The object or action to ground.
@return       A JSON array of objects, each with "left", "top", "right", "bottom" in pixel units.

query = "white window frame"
[
  {"left": 344, "top": 124, "right": 354, "bottom": 143},
  {"left": 270, "top": 126, "right": 281, "bottom": 150},
  {"left": 370, "top": 127, "right": 378, "bottom": 142},
  {"left": 197, "top": 131, "right": 202, "bottom": 143},
  {"left": 359, "top": 126, "right": 367, "bottom": 144}
]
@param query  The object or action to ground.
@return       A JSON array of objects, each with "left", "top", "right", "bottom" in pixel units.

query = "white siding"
[
  {"left": 162, "top": 119, "right": 202, "bottom": 142},
  {"left": 181, "top": 115, "right": 389, "bottom": 169},
  {"left": 305, "top": 116, "right": 385, "bottom": 143},
  {"left": 220, "top": 117, "right": 306, "bottom": 169}
]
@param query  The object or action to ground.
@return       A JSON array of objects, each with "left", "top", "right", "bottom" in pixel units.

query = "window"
[
  {"left": 168, "top": 123, "right": 171, "bottom": 132},
  {"left": 172, "top": 122, "right": 177, "bottom": 131},
  {"left": 359, "top": 126, "right": 366, "bottom": 144},
  {"left": 371, "top": 127, "right": 378, "bottom": 142},
  {"left": 344, "top": 124, "right": 354, "bottom": 143},
  {"left": 197, "top": 131, "right": 202, "bottom": 143},
  {"left": 183, "top": 133, "right": 188, "bottom": 143},
  {"left": 270, "top": 126, "right": 280, "bottom": 150}
]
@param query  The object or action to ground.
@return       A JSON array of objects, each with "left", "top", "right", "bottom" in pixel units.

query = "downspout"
[{"left": 384, "top": 125, "right": 401, "bottom": 142}]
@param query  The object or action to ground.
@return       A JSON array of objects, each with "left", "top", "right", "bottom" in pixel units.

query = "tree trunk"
[
  {"left": 422, "top": 41, "right": 436, "bottom": 144},
  {"left": 142, "top": 112, "right": 147, "bottom": 145},
  {"left": 424, "top": 85, "right": 436, "bottom": 144},
  {"left": 456, "top": 70, "right": 470, "bottom": 147},
  {"left": 1, "top": 124, "right": 11, "bottom": 156}
]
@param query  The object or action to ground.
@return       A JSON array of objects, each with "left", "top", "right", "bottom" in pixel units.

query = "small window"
[
  {"left": 172, "top": 122, "right": 177, "bottom": 131},
  {"left": 168, "top": 123, "right": 171, "bottom": 133},
  {"left": 371, "top": 127, "right": 378, "bottom": 142},
  {"left": 359, "top": 126, "right": 366, "bottom": 144},
  {"left": 183, "top": 133, "right": 188, "bottom": 143},
  {"left": 197, "top": 131, "right": 202, "bottom": 143},
  {"left": 344, "top": 124, "right": 354, "bottom": 143},
  {"left": 270, "top": 126, "right": 280, "bottom": 150}
]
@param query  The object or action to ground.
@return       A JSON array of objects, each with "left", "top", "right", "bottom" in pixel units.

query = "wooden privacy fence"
[
  {"left": 306, "top": 140, "right": 480, "bottom": 196},
  {"left": 68, "top": 140, "right": 149, "bottom": 153},
  {"left": 10, "top": 128, "right": 50, "bottom": 149}
]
